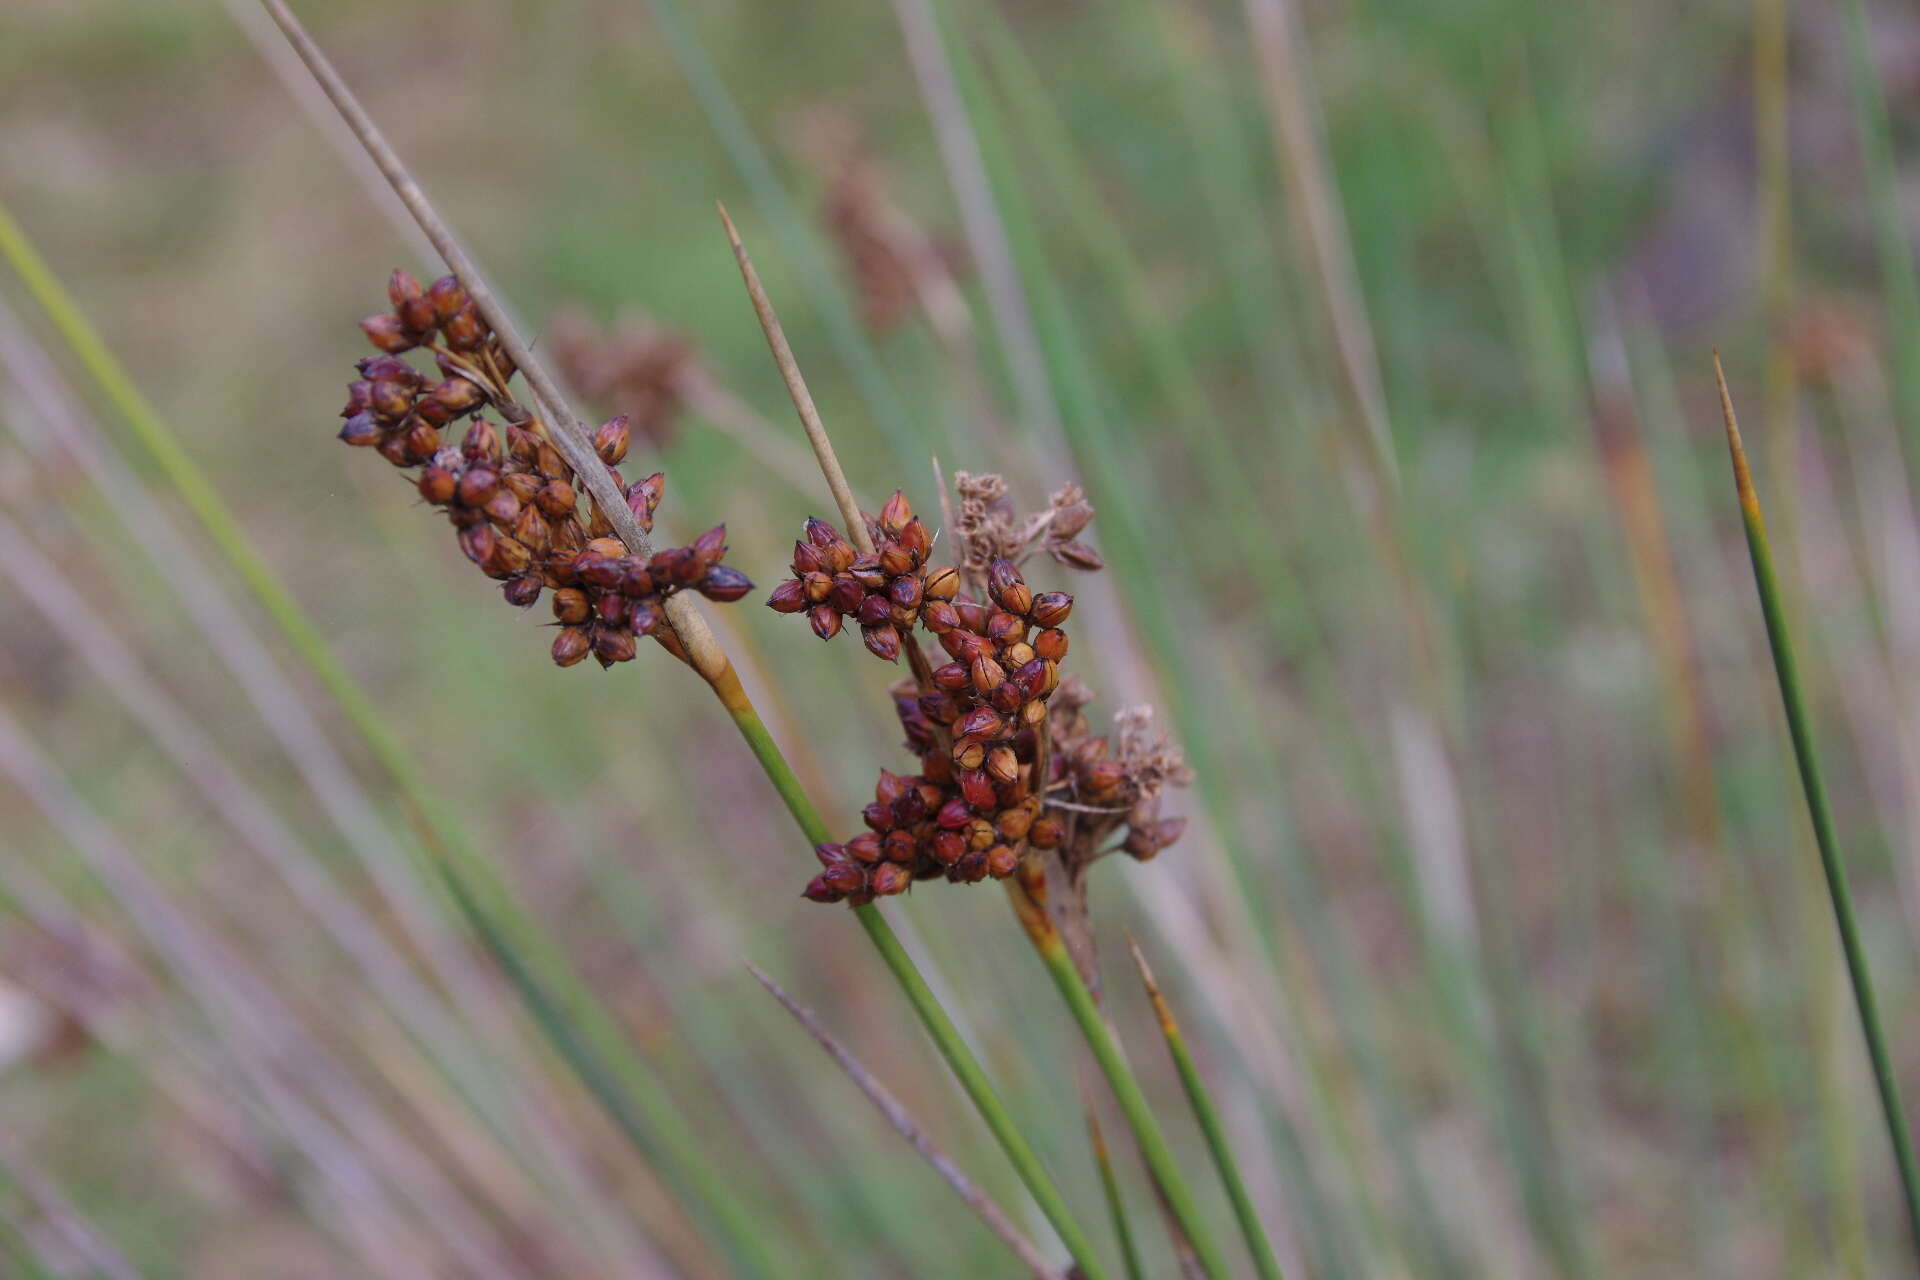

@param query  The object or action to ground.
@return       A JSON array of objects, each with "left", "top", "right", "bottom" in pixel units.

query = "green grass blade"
[
  {"left": 1131, "top": 939, "right": 1287, "bottom": 1280},
  {"left": 1084, "top": 1104, "right": 1146, "bottom": 1280},
  {"left": 1714, "top": 354, "right": 1920, "bottom": 1257}
]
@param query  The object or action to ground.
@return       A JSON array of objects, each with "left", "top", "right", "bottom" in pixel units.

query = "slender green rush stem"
[
  {"left": 1131, "top": 938, "right": 1287, "bottom": 1280},
  {"left": 1715, "top": 353, "right": 1920, "bottom": 1258},
  {"left": 714, "top": 679, "right": 1112, "bottom": 1280},
  {"left": 1086, "top": 1102, "right": 1146, "bottom": 1280}
]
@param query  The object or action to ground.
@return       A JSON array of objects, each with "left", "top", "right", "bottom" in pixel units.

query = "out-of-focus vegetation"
[{"left": 4, "top": 0, "right": 1920, "bottom": 1275}]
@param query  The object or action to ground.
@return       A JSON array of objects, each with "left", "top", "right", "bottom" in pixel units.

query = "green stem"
[
  {"left": 1022, "top": 922, "right": 1232, "bottom": 1280},
  {"left": 1716, "top": 356, "right": 1920, "bottom": 1258},
  {"left": 1087, "top": 1107, "right": 1147, "bottom": 1280},
  {"left": 1133, "top": 942, "right": 1287, "bottom": 1280},
  {"left": 716, "top": 683, "right": 1112, "bottom": 1280}
]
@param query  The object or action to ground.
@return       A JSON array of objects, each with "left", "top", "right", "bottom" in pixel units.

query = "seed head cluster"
[
  {"left": 336, "top": 271, "right": 749, "bottom": 668},
  {"left": 769, "top": 485, "right": 1184, "bottom": 905}
]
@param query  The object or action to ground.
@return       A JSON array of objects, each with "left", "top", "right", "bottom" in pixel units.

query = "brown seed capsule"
[
  {"left": 436, "top": 377, "right": 486, "bottom": 416},
  {"left": 458, "top": 523, "right": 496, "bottom": 566},
  {"left": 692, "top": 524, "right": 727, "bottom": 568},
  {"left": 593, "top": 415, "right": 631, "bottom": 465},
  {"left": 1049, "top": 539, "right": 1105, "bottom": 571},
  {"left": 629, "top": 598, "right": 662, "bottom": 636},
  {"left": 802, "top": 874, "right": 846, "bottom": 904},
  {"left": 482, "top": 534, "right": 533, "bottom": 579},
  {"left": 534, "top": 480, "right": 576, "bottom": 519},
  {"left": 376, "top": 436, "right": 411, "bottom": 466},
  {"left": 848, "top": 557, "right": 889, "bottom": 591},
  {"left": 628, "top": 472, "right": 665, "bottom": 532},
  {"left": 766, "top": 579, "right": 808, "bottom": 613},
  {"left": 932, "top": 662, "right": 969, "bottom": 692},
  {"left": 869, "top": 862, "right": 911, "bottom": 896},
  {"left": 862, "top": 624, "right": 902, "bottom": 663},
  {"left": 930, "top": 831, "right": 966, "bottom": 866},
  {"left": 985, "top": 845, "right": 1019, "bottom": 879},
  {"left": 955, "top": 707, "right": 1005, "bottom": 741},
  {"left": 988, "top": 614, "right": 1027, "bottom": 649},
  {"left": 592, "top": 627, "right": 637, "bottom": 665},
  {"left": 937, "top": 798, "right": 973, "bottom": 831},
  {"left": 1029, "top": 816, "right": 1063, "bottom": 849},
  {"left": 888, "top": 574, "right": 924, "bottom": 611},
  {"left": 360, "top": 313, "right": 415, "bottom": 353},
  {"left": 969, "top": 656, "right": 1006, "bottom": 695},
  {"left": 846, "top": 832, "right": 883, "bottom": 864},
  {"left": 827, "top": 575, "right": 866, "bottom": 616},
  {"left": 551, "top": 626, "right": 591, "bottom": 667},
  {"left": 484, "top": 490, "right": 522, "bottom": 527},
  {"left": 915, "top": 563, "right": 957, "bottom": 599},
  {"left": 985, "top": 746, "right": 1020, "bottom": 786},
  {"left": 821, "top": 861, "right": 867, "bottom": 895},
  {"left": 920, "top": 599, "right": 960, "bottom": 633},
  {"left": 1001, "top": 642, "right": 1037, "bottom": 670},
  {"left": 862, "top": 800, "right": 896, "bottom": 833},
  {"left": 960, "top": 769, "right": 996, "bottom": 810},
  {"left": 952, "top": 739, "right": 986, "bottom": 770},
  {"left": 426, "top": 274, "right": 469, "bottom": 322},
  {"left": 810, "top": 606, "right": 843, "bottom": 641},
  {"left": 917, "top": 691, "right": 961, "bottom": 725},
  {"left": 952, "top": 851, "right": 989, "bottom": 883},
  {"left": 995, "top": 805, "right": 1033, "bottom": 842},
  {"left": 552, "top": 588, "right": 592, "bottom": 624},
  {"left": 587, "top": 537, "right": 626, "bottom": 559},
  {"left": 338, "top": 412, "right": 382, "bottom": 447},
  {"left": 878, "top": 490, "right": 913, "bottom": 531},
  {"left": 898, "top": 517, "right": 931, "bottom": 562},
  {"left": 402, "top": 421, "right": 441, "bottom": 464},
  {"left": 987, "top": 559, "right": 1032, "bottom": 613},
  {"left": 456, "top": 467, "right": 499, "bottom": 509},
  {"left": 576, "top": 555, "right": 624, "bottom": 591},
  {"left": 853, "top": 593, "right": 892, "bottom": 629},
  {"left": 1021, "top": 699, "right": 1048, "bottom": 727},
  {"left": 878, "top": 542, "right": 916, "bottom": 577},
  {"left": 442, "top": 306, "right": 486, "bottom": 351},
  {"left": 1081, "top": 759, "right": 1126, "bottom": 798},
  {"left": 883, "top": 829, "right": 918, "bottom": 864},
  {"left": 816, "top": 842, "right": 850, "bottom": 866},
  {"left": 943, "top": 630, "right": 995, "bottom": 664},
  {"left": 1034, "top": 628, "right": 1069, "bottom": 661},
  {"left": 416, "top": 465, "right": 457, "bottom": 505},
  {"left": 699, "top": 565, "right": 753, "bottom": 603},
  {"left": 801, "top": 571, "right": 833, "bottom": 603},
  {"left": 965, "top": 818, "right": 997, "bottom": 852},
  {"left": 596, "top": 592, "right": 631, "bottom": 625},
  {"left": 875, "top": 769, "right": 909, "bottom": 804}
]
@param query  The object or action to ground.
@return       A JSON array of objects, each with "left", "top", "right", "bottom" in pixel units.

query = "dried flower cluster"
[
  {"left": 769, "top": 482, "right": 1185, "bottom": 905},
  {"left": 336, "top": 271, "right": 749, "bottom": 668}
]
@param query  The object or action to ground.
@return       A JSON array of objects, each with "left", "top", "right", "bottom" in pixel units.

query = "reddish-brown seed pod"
[
  {"left": 427, "top": 274, "right": 469, "bottom": 322},
  {"left": 827, "top": 575, "right": 865, "bottom": 616},
  {"left": 484, "top": 489, "right": 522, "bottom": 527},
  {"left": 987, "top": 559, "right": 1033, "bottom": 614},
  {"left": 853, "top": 593, "right": 891, "bottom": 629},
  {"left": 846, "top": 832, "right": 883, "bottom": 863},
  {"left": 809, "top": 606, "right": 842, "bottom": 641},
  {"left": 1011, "top": 658, "right": 1049, "bottom": 700},
  {"left": 1020, "top": 699, "right": 1048, "bottom": 728},
  {"left": 482, "top": 535, "right": 532, "bottom": 579},
  {"left": 965, "top": 818, "right": 996, "bottom": 852},
  {"left": 791, "top": 540, "right": 823, "bottom": 576},
  {"left": 995, "top": 805, "right": 1033, "bottom": 842},
  {"left": 987, "top": 612, "right": 1026, "bottom": 647},
  {"left": 436, "top": 376, "right": 487, "bottom": 417},
  {"left": 587, "top": 537, "right": 626, "bottom": 559},
  {"left": 923, "top": 566, "right": 960, "bottom": 601},
  {"left": 502, "top": 576, "right": 542, "bottom": 608},
  {"left": 1034, "top": 628, "right": 1069, "bottom": 661},
  {"left": 801, "top": 571, "right": 832, "bottom": 603},
  {"left": 985, "top": 747, "right": 1020, "bottom": 786},
  {"left": 898, "top": 517, "right": 931, "bottom": 562},
  {"left": 375, "top": 436, "right": 411, "bottom": 466},
  {"left": 533, "top": 443, "right": 570, "bottom": 482},
  {"left": 593, "top": 627, "right": 637, "bottom": 665},
  {"left": 920, "top": 599, "right": 960, "bottom": 634},
  {"left": 551, "top": 627, "right": 591, "bottom": 667},
  {"left": 888, "top": 574, "right": 924, "bottom": 611},
  {"left": 576, "top": 555, "right": 624, "bottom": 591},
  {"left": 338, "top": 412, "right": 382, "bottom": 448},
  {"left": 629, "top": 598, "right": 662, "bottom": 636},
  {"left": 417, "top": 465, "right": 457, "bottom": 505},
  {"left": 596, "top": 591, "right": 631, "bottom": 625},
  {"left": 593, "top": 415, "right": 631, "bottom": 465},
  {"left": 875, "top": 770, "right": 909, "bottom": 804},
  {"left": 946, "top": 630, "right": 996, "bottom": 664},
  {"left": 611, "top": 561, "right": 650, "bottom": 597},
  {"left": 959, "top": 769, "right": 996, "bottom": 810},
  {"left": 862, "top": 624, "right": 901, "bottom": 663},
  {"left": 802, "top": 875, "right": 846, "bottom": 904},
  {"left": 1081, "top": 759, "right": 1126, "bottom": 798},
  {"left": 457, "top": 418, "right": 495, "bottom": 462},
  {"left": 534, "top": 480, "right": 576, "bottom": 519},
  {"left": 456, "top": 467, "right": 499, "bottom": 509},
  {"left": 821, "top": 861, "right": 867, "bottom": 894},
  {"left": 937, "top": 798, "right": 972, "bottom": 830},
  {"left": 1050, "top": 540, "right": 1105, "bottom": 571},
  {"left": 1040, "top": 660, "right": 1061, "bottom": 695},
  {"left": 368, "top": 379, "right": 414, "bottom": 421},
  {"left": 930, "top": 831, "right": 966, "bottom": 866},
  {"left": 878, "top": 490, "right": 913, "bottom": 531},
  {"left": 869, "top": 863, "right": 911, "bottom": 896},
  {"left": 952, "top": 739, "right": 986, "bottom": 770},
  {"left": 414, "top": 395, "right": 453, "bottom": 427},
  {"left": 1030, "top": 592, "right": 1073, "bottom": 628},
  {"left": 628, "top": 472, "right": 665, "bottom": 532},
  {"left": 1029, "top": 816, "right": 1063, "bottom": 849},
  {"left": 878, "top": 542, "right": 916, "bottom": 577},
  {"left": 847, "top": 558, "right": 888, "bottom": 593},
  {"left": 816, "top": 842, "right": 849, "bottom": 866},
  {"left": 342, "top": 380, "right": 375, "bottom": 417},
  {"left": 1001, "top": 641, "right": 1037, "bottom": 671},
  {"left": 401, "top": 421, "right": 442, "bottom": 464},
  {"left": 955, "top": 707, "right": 1005, "bottom": 741},
  {"left": 360, "top": 313, "right": 415, "bottom": 353},
  {"left": 917, "top": 691, "right": 961, "bottom": 725},
  {"left": 551, "top": 588, "right": 592, "bottom": 624},
  {"left": 863, "top": 800, "right": 896, "bottom": 833},
  {"left": 692, "top": 524, "right": 728, "bottom": 567},
  {"left": 804, "top": 516, "right": 842, "bottom": 549},
  {"left": 766, "top": 579, "right": 808, "bottom": 613},
  {"left": 698, "top": 565, "right": 754, "bottom": 603},
  {"left": 893, "top": 788, "right": 928, "bottom": 827},
  {"left": 985, "top": 845, "right": 1019, "bottom": 879},
  {"left": 932, "top": 661, "right": 970, "bottom": 692},
  {"left": 969, "top": 656, "right": 1006, "bottom": 695},
  {"left": 458, "top": 523, "right": 496, "bottom": 566},
  {"left": 883, "top": 830, "right": 918, "bottom": 864},
  {"left": 442, "top": 306, "right": 486, "bottom": 351}
]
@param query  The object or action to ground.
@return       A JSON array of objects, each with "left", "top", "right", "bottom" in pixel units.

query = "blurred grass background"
[{"left": 4, "top": 0, "right": 1920, "bottom": 1274}]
